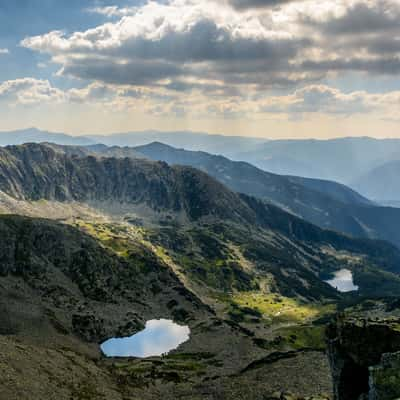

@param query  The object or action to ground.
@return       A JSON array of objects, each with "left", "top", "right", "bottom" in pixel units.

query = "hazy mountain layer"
[
  {"left": 0, "top": 128, "right": 264, "bottom": 156},
  {"left": 233, "top": 137, "right": 400, "bottom": 183},
  {"left": 0, "top": 128, "right": 95, "bottom": 146},
  {"left": 351, "top": 160, "right": 400, "bottom": 202}
]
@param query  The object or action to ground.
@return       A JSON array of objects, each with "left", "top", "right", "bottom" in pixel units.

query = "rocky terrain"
[
  {"left": 1, "top": 143, "right": 400, "bottom": 399},
  {"left": 1, "top": 144, "right": 400, "bottom": 300},
  {"left": 46, "top": 141, "right": 400, "bottom": 249},
  {"left": 327, "top": 300, "right": 400, "bottom": 400},
  {"left": 132, "top": 142, "right": 400, "bottom": 249},
  {"left": 0, "top": 215, "right": 333, "bottom": 399}
]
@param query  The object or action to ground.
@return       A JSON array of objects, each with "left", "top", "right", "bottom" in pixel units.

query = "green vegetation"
[
  {"left": 371, "top": 359, "right": 400, "bottom": 400},
  {"left": 74, "top": 220, "right": 143, "bottom": 258},
  {"left": 233, "top": 292, "right": 335, "bottom": 324},
  {"left": 268, "top": 325, "right": 327, "bottom": 351},
  {"left": 111, "top": 353, "right": 216, "bottom": 387}
]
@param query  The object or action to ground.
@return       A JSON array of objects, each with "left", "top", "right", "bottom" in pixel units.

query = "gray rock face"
[
  {"left": 0, "top": 215, "right": 207, "bottom": 344},
  {"left": 327, "top": 304, "right": 400, "bottom": 400},
  {"left": 0, "top": 143, "right": 254, "bottom": 223},
  {"left": 72, "top": 313, "right": 106, "bottom": 342}
]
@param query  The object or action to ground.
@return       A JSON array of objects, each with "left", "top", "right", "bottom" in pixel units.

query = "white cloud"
[
  {"left": 0, "top": 76, "right": 399, "bottom": 123},
  {"left": 21, "top": 0, "right": 400, "bottom": 95},
  {"left": 87, "top": 6, "right": 137, "bottom": 18},
  {"left": 0, "top": 48, "right": 9, "bottom": 55},
  {"left": 13, "top": 0, "right": 400, "bottom": 122},
  {"left": 0, "top": 78, "right": 65, "bottom": 105},
  {"left": 256, "top": 84, "right": 400, "bottom": 118}
]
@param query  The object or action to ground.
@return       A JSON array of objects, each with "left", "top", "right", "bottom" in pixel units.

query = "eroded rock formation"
[{"left": 327, "top": 302, "right": 400, "bottom": 400}]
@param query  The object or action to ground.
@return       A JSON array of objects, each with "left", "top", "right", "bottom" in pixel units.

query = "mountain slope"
[
  {"left": 0, "top": 214, "right": 209, "bottom": 343},
  {"left": 1, "top": 143, "right": 400, "bottom": 300},
  {"left": 286, "top": 175, "right": 372, "bottom": 207},
  {"left": 0, "top": 144, "right": 257, "bottom": 225},
  {"left": 135, "top": 142, "right": 372, "bottom": 206},
  {"left": 351, "top": 160, "right": 400, "bottom": 202},
  {"left": 0, "top": 214, "right": 275, "bottom": 400},
  {"left": 26, "top": 142, "right": 400, "bottom": 251},
  {"left": 132, "top": 142, "right": 400, "bottom": 250}
]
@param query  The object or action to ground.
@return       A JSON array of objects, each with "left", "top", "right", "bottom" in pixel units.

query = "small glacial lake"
[
  {"left": 324, "top": 269, "right": 359, "bottom": 293},
  {"left": 100, "top": 319, "right": 190, "bottom": 358}
]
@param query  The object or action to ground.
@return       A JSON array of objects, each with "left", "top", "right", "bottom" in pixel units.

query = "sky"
[{"left": 0, "top": 0, "right": 400, "bottom": 139}]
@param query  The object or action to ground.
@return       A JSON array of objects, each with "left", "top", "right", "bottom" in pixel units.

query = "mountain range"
[
  {"left": 43, "top": 141, "right": 400, "bottom": 250},
  {"left": 1, "top": 142, "right": 400, "bottom": 399},
  {"left": 351, "top": 160, "right": 400, "bottom": 202},
  {"left": 2, "top": 128, "right": 400, "bottom": 204},
  {"left": 0, "top": 128, "right": 264, "bottom": 156},
  {"left": 1, "top": 142, "right": 400, "bottom": 298},
  {"left": 233, "top": 137, "right": 400, "bottom": 185}
]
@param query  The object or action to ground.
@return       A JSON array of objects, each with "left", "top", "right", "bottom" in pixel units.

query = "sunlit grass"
[
  {"left": 233, "top": 292, "right": 335, "bottom": 324},
  {"left": 73, "top": 220, "right": 140, "bottom": 258}
]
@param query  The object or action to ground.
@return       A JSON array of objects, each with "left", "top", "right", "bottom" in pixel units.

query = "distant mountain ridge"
[
  {"left": 134, "top": 142, "right": 373, "bottom": 206},
  {"left": 351, "top": 160, "right": 400, "bottom": 202},
  {"left": 0, "top": 128, "right": 264, "bottom": 156},
  {"left": 233, "top": 137, "right": 400, "bottom": 184},
  {"left": 3, "top": 128, "right": 400, "bottom": 194},
  {"left": 0, "top": 128, "right": 95, "bottom": 146}
]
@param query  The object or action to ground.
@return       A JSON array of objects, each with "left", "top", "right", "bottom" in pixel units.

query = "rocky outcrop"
[
  {"left": 0, "top": 143, "right": 255, "bottom": 224},
  {"left": 0, "top": 215, "right": 207, "bottom": 344},
  {"left": 72, "top": 313, "right": 107, "bottom": 342},
  {"left": 327, "top": 302, "right": 400, "bottom": 400}
]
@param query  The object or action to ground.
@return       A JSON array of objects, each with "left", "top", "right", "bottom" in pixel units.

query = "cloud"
[
  {"left": 257, "top": 84, "right": 400, "bottom": 118},
  {"left": 21, "top": 0, "right": 400, "bottom": 92},
  {"left": 314, "top": 1, "right": 400, "bottom": 35},
  {"left": 20, "top": 0, "right": 310, "bottom": 89},
  {"left": 0, "top": 78, "right": 65, "bottom": 105},
  {"left": 0, "top": 48, "right": 9, "bottom": 54},
  {"left": 1, "top": 76, "right": 398, "bottom": 124},
  {"left": 13, "top": 0, "right": 400, "bottom": 123},
  {"left": 61, "top": 58, "right": 184, "bottom": 86},
  {"left": 298, "top": 0, "right": 400, "bottom": 72},
  {"left": 68, "top": 82, "right": 115, "bottom": 103},
  {"left": 228, "top": 0, "right": 298, "bottom": 10},
  {"left": 87, "top": 5, "right": 137, "bottom": 18}
]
